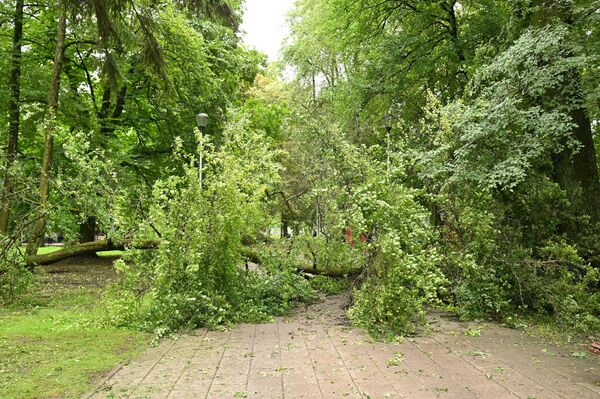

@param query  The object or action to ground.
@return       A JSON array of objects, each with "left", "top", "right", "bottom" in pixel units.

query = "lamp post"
[
  {"left": 195, "top": 113, "right": 208, "bottom": 188},
  {"left": 384, "top": 114, "right": 393, "bottom": 177}
]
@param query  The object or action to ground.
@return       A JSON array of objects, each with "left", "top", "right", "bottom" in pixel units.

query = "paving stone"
[{"left": 86, "top": 294, "right": 600, "bottom": 399}]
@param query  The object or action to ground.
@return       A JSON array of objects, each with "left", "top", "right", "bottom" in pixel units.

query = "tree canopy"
[{"left": 1, "top": 0, "right": 599, "bottom": 336}]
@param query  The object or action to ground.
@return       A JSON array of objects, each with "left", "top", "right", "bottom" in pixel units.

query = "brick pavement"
[{"left": 87, "top": 295, "right": 600, "bottom": 399}]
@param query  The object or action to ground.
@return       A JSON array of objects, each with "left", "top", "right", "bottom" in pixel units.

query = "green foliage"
[
  {"left": 1, "top": 0, "right": 599, "bottom": 358},
  {"left": 308, "top": 275, "right": 350, "bottom": 295},
  {"left": 435, "top": 26, "right": 584, "bottom": 191},
  {"left": 0, "top": 0, "right": 264, "bottom": 250},
  {"left": 0, "top": 248, "right": 31, "bottom": 305},
  {"left": 449, "top": 244, "right": 600, "bottom": 333},
  {"left": 348, "top": 183, "right": 446, "bottom": 338},
  {"left": 282, "top": 0, "right": 600, "bottom": 338},
  {"left": 291, "top": 234, "right": 364, "bottom": 274},
  {"left": 250, "top": 244, "right": 316, "bottom": 314},
  {"left": 410, "top": 25, "right": 600, "bottom": 333},
  {"left": 103, "top": 117, "right": 313, "bottom": 332}
]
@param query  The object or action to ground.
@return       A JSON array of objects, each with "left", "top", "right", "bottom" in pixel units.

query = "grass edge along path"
[{"left": 0, "top": 263, "right": 149, "bottom": 399}]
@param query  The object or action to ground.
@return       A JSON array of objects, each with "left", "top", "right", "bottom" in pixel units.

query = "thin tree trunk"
[
  {"left": 281, "top": 214, "right": 289, "bottom": 238},
  {"left": 0, "top": 0, "right": 25, "bottom": 234},
  {"left": 27, "top": 6, "right": 67, "bottom": 256}
]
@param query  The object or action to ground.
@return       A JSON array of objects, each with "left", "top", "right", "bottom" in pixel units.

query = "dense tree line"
[
  {"left": 0, "top": 0, "right": 258, "bottom": 246},
  {"left": 280, "top": 0, "right": 600, "bottom": 334},
  {"left": 1, "top": 0, "right": 599, "bottom": 336},
  {"left": 0, "top": 0, "right": 266, "bottom": 300}
]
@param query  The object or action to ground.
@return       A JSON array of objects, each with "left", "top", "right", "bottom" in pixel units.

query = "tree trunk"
[
  {"left": 26, "top": 239, "right": 158, "bottom": 266},
  {"left": 552, "top": 106, "right": 600, "bottom": 225},
  {"left": 77, "top": 68, "right": 130, "bottom": 242},
  {"left": 281, "top": 214, "right": 290, "bottom": 238},
  {"left": 0, "top": 0, "right": 24, "bottom": 234},
  {"left": 530, "top": 1, "right": 600, "bottom": 228},
  {"left": 78, "top": 216, "right": 96, "bottom": 243},
  {"left": 26, "top": 6, "right": 67, "bottom": 256},
  {"left": 241, "top": 247, "right": 360, "bottom": 277}
]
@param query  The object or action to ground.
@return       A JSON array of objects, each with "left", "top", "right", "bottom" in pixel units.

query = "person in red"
[
  {"left": 344, "top": 226, "right": 369, "bottom": 246},
  {"left": 344, "top": 226, "right": 356, "bottom": 246}
]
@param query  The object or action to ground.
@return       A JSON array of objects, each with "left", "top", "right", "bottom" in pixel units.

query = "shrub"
[{"left": 0, "top": 251, "right": 32, "bottom": 305}]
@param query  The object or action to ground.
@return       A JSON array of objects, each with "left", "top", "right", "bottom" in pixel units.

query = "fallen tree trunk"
[
  {"left": 26, "top": 239, "right": 157, "bottom": 266},
  {"left": 27, "top": 241, "right": 359, "bottom": 278}
]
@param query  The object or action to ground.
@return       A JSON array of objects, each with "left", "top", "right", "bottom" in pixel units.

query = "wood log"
[
  {"left": 26, "top": 239, "right": 157, "bottom": 266},
  {"left": 28, "top": 241, "right": 359, "bottom": 278}
]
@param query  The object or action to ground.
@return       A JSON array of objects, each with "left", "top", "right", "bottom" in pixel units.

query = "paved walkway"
[{"left": 88, "top": 295, "right": 600, "bottom": 399}]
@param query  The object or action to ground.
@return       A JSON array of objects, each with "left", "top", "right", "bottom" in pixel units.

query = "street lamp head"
[
  {"left": 196, "top": 113, "right": 209, "bottom": 129},
  {"left": 384, "top": 114, "right": 393, "bottom": 131}
]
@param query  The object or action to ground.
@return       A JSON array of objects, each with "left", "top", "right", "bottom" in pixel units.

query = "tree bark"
[
  {"left": 281, "top": 215, "right": 290, "bottom": 239},
  {"left": 27, "top": 6, "right": 67, "bottom": 256},
  {"left": 530, "top": 1, "right": 600, "bottom": 228},
  {"left": 78, "top": 216, "right": 96, "bottom": 243},
  {"left": 552, "top": 105, "right": 600, "bottom": 225},
  {"left": 0, "top": 0, "right": 25, "bottom": 234}
]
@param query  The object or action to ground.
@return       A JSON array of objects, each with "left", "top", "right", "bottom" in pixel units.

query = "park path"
[{"left": 87, "top": 294, "right": 600, "bottom": 399}]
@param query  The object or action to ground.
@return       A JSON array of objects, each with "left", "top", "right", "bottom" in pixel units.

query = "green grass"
[
  {"left": 0, "top": 264, "right": 149, "bottom": 399},
  {"left": 25, "top": 246, "right": 62, "bottom": 255}
]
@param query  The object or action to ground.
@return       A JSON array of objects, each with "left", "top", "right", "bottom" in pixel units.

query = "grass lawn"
[
  {"left": 0, "top": 258, "right": 149, "bottom": 399},
  {"left": 35, "top": 246, "right": 62, "bottom": 255}
]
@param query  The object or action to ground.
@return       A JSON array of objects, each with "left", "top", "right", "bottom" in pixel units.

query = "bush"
[
  {"left": 0, "top": 252, "right": 32, "bottom": 305},
  {"left": 437, "top": 191, "right": 600, "bottom": 333},
  {"left": 0, "top": 237, "right": 33, "bottom": 305},
  {"left": 349, "top": 235, "right": 444, "bottom": 338}
]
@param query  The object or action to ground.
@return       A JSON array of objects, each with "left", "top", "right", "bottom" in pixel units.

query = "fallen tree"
[
  {"left": 25, "top": 239, "right": 157, "bottom": 266},
  {"left": 26, "top": 240, "right": 358, "bottom": 277}
]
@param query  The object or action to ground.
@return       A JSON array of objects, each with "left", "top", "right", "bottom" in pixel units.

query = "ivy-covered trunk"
[
  {"left": 531, "top": 0, "right": 600, "bottom": 228},
  {"left": 0, "top": 0, "right": 24, "bottom": 234},
  {"left": 552, "top": 103, "right": 600, "bottom": 226},
  {"left": 27, "top": 6, "right": 67, "bottom": 256}
]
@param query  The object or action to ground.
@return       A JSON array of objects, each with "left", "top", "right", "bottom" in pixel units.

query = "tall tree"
[
  {"left": 531, "top": 0, "right": 600, "bottom": 227},
  {"left": 0, "top": 0, "right": 24, "bottom": 234},
  {"left": 26, "top": 4, "right": 67, "bottom": 255}
]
